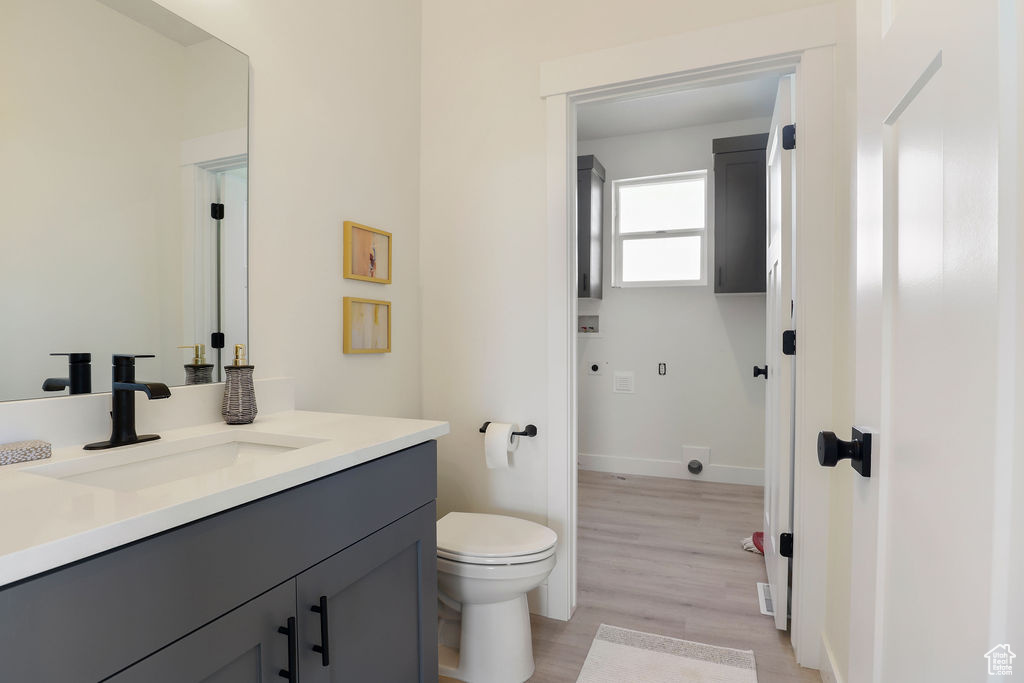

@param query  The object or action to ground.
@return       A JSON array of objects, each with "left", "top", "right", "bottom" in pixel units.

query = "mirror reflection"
[{"left": 0, "top": 0, "right": 249, "bottom": 402}]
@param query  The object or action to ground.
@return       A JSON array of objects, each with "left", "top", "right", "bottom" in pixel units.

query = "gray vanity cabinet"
[
  {"left": 577, "top": 155, "right": 605, "bottom": 299},
  {"left": 0, "top": 441, "right": 438, "bottom": 683},
  {"left": 107, "top": 581, "right": 296, "bottom": 683},
  {"left": 712, "top": 133, "right": 769, "bottom": 293},
  {"left": 298, "top": 503, "right": 437, "bottom": 682}
]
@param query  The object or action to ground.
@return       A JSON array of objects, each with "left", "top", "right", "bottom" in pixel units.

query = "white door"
[
  {"left": 763, "top": 74, "right": 796, "bottom": 632},
  {"left": 849, "top": 1, "right": 1018, "bottom": 680}
]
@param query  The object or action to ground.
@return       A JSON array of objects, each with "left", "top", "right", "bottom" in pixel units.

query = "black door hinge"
[
  {"left": 210, "top": 332, "right": 225, "bottom": 349},
  {"left": 780, "top": 532, "right": 794, "bottom": 558},
  {"left": 211, "top": 203, "right": 225, "bottom": 220},
  {"left": 783, "top": 330, "right": 796, "bottom": 356},
  {"left": 782, "top": 124, "right": 796, "bottom": 150}
]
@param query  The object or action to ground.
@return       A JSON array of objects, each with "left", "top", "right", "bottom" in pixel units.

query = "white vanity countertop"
[{"left": 0, "top": 410, "right": 449, "bottom": 588}]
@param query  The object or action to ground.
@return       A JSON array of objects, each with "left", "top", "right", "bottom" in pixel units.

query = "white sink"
[{"left": 26, "top": 431, "right": 326, "bottom": 493}]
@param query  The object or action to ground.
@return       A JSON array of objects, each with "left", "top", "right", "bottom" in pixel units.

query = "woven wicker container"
[
  {"left": 0, "top": 440, "right": 52, "bottom": 466},
  {"left": 184, "top": 365, "right": 215, "bottom": 385},
  {"left": 222, "top": 365, "right": 257, "bottom": 424}
]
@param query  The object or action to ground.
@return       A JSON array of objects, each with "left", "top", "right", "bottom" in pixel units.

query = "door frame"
[
  {"left": 540, "top": 4, "right": 840, "bottom": 669},
  {"left": 179, "top": 128, "right": 248, "bottom": 380}
]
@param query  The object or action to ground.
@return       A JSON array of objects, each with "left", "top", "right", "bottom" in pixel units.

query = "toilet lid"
[{"left": 436, "top": 512, "right": 557, "bottom": 560}]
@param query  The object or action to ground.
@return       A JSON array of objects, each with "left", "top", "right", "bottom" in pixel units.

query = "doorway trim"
[
  {"left": 180, "top": 128, "right": 249, "bottom": 380},
  {"left": 541, "top": 4, "right": 840, "bottom": 670}
]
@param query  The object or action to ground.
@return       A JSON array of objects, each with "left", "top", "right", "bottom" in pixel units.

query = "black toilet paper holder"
[{"left": 479, "top": 422, "right": 538, "bottom": 437}]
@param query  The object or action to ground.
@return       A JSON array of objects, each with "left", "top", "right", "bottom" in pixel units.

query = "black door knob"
[
  {"left": 753, "top": 365, "right": 768, "bottom": 379},
  {"left": 817, "top": 428, "right": 872, "bottom": 477}
]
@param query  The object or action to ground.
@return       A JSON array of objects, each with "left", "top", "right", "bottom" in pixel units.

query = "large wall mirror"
[{"left": 0, "top": 0, "right": 249, "bottom": 402}]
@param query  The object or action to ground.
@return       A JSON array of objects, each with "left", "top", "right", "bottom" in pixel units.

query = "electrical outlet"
[{"left": 658, "top": 362, "right": 667, "bottom": 375}]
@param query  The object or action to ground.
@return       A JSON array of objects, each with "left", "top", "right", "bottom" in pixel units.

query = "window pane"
[
  {"left": 621, "top": 235, "right": 702, "bottom": 282},
  {"left": 618, "top": 176, "right": 705, "bottom": 233}
]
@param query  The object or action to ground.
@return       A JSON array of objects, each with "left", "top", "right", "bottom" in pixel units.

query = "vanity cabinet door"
[
  {"left": 107, "top": 581, "right": 296, "bottom": 683},
  {"left": 297, "top": 502, "right": 438, "bottom": 683}
]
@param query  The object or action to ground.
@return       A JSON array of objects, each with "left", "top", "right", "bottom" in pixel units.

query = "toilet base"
[{"left": 437, "top": 594, "right": 535, "bottom": 683}]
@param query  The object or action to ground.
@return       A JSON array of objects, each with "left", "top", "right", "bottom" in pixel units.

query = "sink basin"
[{"left": 26, "top": 431, "right": 326, "bottom": 492}]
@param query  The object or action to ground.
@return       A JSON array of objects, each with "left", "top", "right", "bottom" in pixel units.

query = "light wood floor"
[{"left": 446, "top": 470, "right": 820, "bottom": 682}]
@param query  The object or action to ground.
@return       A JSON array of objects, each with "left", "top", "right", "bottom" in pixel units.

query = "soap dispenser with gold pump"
[
  {"left": 177, "top": 344, "right": 214, "bottom": 385},
  {"left": 222, "top": 344, "right": 257, "bottom": 424}
]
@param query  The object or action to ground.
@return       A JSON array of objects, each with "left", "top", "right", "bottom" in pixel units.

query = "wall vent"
[{"left": 613, "top": 371, "right": 634, "bottom": 393}]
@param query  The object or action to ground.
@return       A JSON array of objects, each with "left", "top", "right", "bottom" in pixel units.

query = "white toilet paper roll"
[{"left": 484, "top": 422, "right": 519, "bottom": 469}]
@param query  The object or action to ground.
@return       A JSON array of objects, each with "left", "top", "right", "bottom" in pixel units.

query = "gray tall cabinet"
[
  {"left": 577, "top": 154, "right": 605, "bottom": 299},
  {"left": 712, "top": 133, "right": 769, "bottom": 293}
]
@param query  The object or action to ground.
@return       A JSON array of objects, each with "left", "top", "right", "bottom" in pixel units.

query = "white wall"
[
  {"left": 1, "top": 0, "right": 421, "bottom": 440},
  {"left": 180, "top": 38, "right": 248, "bottom": 142},
  {"left": 577, "top": 118, "right": 768, "bottom": 483},
  {"left": 130, "top": 0, "right": 424, "bottom": 419},
  {"left": 420, "top": 0, "right": 836, "bottom": 531}
]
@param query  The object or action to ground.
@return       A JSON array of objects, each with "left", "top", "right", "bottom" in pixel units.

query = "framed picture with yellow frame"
[
  {"left": 343, "top": 220, "right": 392, "bottom": 284},
  {"left": 343, "top": 297, "right": 391, "bottom": 354}
]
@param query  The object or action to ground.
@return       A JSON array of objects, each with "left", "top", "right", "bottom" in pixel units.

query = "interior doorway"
[
  {"left": 541, "top": 17, "right": 839, "bottom": 668},
  {"left": 574, "top": 74, "right": 781, "bottom": 489},
  {"left": 567, "top": 69, "right": 800, "bottom": 666},
  {"left": 181, "top": 149, "right": 249, "bottom": 381}
]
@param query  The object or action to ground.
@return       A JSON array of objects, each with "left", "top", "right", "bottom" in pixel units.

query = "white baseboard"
[
  {"left": 819, "top": 631, "right": 844, "bottom": 683},
  {"left": 578, "top": 452, "right": 763, "bottom": 487}
]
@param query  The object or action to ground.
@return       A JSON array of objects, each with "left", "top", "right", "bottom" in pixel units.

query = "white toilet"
[{"left": 436, "top": 512, "right": 558, "bottom": 683}]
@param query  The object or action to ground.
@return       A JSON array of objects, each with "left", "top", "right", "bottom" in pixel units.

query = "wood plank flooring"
[{"left": 445, "top": 470, "right": 820, "bottom": 682}]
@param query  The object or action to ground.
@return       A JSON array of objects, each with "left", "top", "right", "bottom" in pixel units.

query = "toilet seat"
[
  {"left": 437, "top": 512, "right": 557, "bottom": 566},
  {"left": 437, "top": 545, "right": 556, "bottom": 565}
]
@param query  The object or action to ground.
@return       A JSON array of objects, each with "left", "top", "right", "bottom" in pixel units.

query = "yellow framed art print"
[
  {"left": 343, "top": 221, "right": 392, "bottom": 284},
  {"left": 343, "top": 297, "right": 391, "bottom": 354}
]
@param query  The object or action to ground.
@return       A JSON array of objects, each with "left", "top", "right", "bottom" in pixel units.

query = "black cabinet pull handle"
[
  {"left": 311, "top": 595, "right": 331, "bottom": 667},
  {"left": 278, "top": 617, "right": 297, "bottom": 682},
  {"left": 753, "top": 365, "right": 768, "bottom": 379}
]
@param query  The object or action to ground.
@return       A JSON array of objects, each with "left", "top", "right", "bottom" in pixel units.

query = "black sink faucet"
[
  {"left": 42, "top": 353, "right": 92, "bottom": 395},
  {"left": 85, "top": 355, "right": 171, "bottom": 450}
]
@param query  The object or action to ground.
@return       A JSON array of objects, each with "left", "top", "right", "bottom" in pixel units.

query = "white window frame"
[{"left": 611, "top": 170, "right": 708, "bottom": 287}]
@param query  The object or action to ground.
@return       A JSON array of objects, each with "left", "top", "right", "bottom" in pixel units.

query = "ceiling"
[
  {"left": 96, "top": 0, "right": 212, "bottom": 46},
  {"left": 577, "top": 75, "right": 780, "bottom": 141}
]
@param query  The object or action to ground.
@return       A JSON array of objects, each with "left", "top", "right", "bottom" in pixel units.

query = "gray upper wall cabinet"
[
  {"left": 712, "top": 134, "right": 769, "bottom": 294},
  {"left": 577, "top": 155, "right": 605, "bottom": 299}
]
